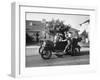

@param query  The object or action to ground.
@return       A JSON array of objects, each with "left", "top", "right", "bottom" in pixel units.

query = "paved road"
[{"left": 26, "top": 51, "right": 89, "bottom": 67}]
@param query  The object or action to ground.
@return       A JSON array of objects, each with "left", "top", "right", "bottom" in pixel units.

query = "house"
[
  {"left": 68, "top": 27, "right": 80, "bottom": 38},
  {"left": 26, "top": 20, "right": 46, "bottom": 44},
  {"left": 79, "top": 19, "right": 90, "bottom": 43}
]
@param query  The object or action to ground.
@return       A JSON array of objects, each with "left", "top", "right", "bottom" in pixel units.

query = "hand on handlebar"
[{"left": 60, "top": 39, "right": 67, "bottom": 42}]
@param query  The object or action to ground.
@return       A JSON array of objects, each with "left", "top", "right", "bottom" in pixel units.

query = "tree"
[
  {"left": 81, "top": 30, "right": 88, "bottom": 38},
  {"left": 46, "top": 19, "right": 70, "bottom": 36}
]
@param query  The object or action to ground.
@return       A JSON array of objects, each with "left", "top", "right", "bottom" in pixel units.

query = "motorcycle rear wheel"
[{"left": 71, "top": 48, "right": 80, "bottom": 56}]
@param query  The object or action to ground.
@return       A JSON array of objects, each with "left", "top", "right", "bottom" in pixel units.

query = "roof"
[
  {"left": 26, "top": 20, "right": 45, "bottom": 31},
  {"left": 80, "top": 19, "right": 90, "bottom": 26},
  {"left": 69, "top": 27, "right": 80, "bottom": 32}
]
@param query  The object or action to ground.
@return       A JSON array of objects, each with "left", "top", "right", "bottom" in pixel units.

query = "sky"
[{"left": 26, "top": 12, "right": 90, "bottom": 33}]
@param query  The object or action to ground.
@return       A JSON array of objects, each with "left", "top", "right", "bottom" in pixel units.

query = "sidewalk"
[{"left": 26, "top": 46, "right": 89, "bottom": 56}]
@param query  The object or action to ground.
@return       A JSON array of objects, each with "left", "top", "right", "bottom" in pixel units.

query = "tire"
[
  {"left": 71, "top": 48, "right": 80, "bottom": 56},
  {"left": 40, "top": 50, "right": 52, "bottom": 60},
  {"left": 75, "top": 48, "right": 80, "bottom": 56}
]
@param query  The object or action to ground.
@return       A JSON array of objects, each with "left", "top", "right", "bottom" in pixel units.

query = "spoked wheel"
[{"left": 41, "top": 50, "right": 52, "bottom": 60}]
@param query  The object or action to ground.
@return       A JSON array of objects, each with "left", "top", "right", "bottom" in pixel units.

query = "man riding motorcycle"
[
  {"left": 39, "top": 30, "right": 81, "bottom": 59},
  {"left": 54, "top": 31, "right": 72, "bottom": 54}
]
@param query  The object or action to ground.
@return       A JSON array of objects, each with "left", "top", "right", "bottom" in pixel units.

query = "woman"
[
  {"left": 54, "top": 33, "right": 60, "bottom": 46},
  {"left": 62, "top": 31, "right": 72, "bottom": 53}
]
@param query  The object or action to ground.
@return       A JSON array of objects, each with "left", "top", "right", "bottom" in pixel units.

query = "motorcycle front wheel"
[{"left": 40, "top": 50, "right": 52, "bottom": 60}]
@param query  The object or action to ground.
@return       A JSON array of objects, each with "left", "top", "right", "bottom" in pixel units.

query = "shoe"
[{"left": 63, "top": 51, "right": 66, "bottom": 54}]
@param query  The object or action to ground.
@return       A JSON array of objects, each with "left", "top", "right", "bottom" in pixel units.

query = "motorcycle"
[{"left": 39, "top": 37, "right": 82, "bottom": 60}]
